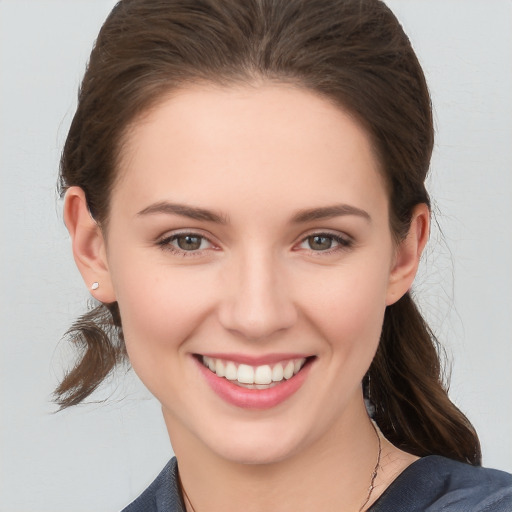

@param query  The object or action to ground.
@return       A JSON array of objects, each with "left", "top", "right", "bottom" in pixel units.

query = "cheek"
[
  {"left": 296, "top": 257, "right": 390, "bottom": 356},
  {"left": 110, "top": 260, "right": 214, "bottom": 369}
]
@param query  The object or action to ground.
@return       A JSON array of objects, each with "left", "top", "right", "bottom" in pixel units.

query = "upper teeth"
[{"left": 202, "top": 356, "right": 307, "bottom": 385}]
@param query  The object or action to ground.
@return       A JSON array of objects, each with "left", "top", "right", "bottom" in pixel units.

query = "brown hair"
[{"left": 56, "top": 0, "right": 481, "bottom": 464}]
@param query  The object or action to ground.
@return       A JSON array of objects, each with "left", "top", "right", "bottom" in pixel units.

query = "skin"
[{"left": 65, "top": 83, "right": 429, "bottom": 511}]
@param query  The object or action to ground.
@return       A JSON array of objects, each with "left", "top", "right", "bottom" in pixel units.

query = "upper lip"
[{"left": 196, "top": 353, "right": 314, "bottom": 366}]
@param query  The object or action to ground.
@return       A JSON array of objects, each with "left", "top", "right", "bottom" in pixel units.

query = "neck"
[{"left": 166, "top": 400, "right": 387, "bottom": 512}]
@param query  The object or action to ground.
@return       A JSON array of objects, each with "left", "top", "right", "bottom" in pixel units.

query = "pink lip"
[{"left": 194, "top": 356, "right": 313, "bottom": 410}]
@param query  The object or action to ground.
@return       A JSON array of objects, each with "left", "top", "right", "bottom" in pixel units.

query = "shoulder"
[
  {"left": 120, "top": 458, "right": 185, "bottom": 512},
  {"left": 371, "top": 455, "right": 512, "bottom": 512}
]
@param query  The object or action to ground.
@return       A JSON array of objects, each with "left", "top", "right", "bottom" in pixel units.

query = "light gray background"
[{"left": 1, "top": 1, "right": 511, "bottom": 510}]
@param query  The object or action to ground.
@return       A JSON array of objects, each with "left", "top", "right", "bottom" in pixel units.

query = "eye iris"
[
  {"left": 177, "top": 235, "right": 202, "bottom": 251},
  {"left": 309, "top": 235, "right": 333, "bottom": 251}
]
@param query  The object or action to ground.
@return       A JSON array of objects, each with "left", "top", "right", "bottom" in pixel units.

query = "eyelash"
[{"left": 156, "top": 231, "right": 353, "bottom": 257}]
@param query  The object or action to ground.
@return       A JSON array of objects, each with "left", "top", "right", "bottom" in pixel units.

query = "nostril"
[{"left": 218, "top": 306, "right": 298, "bottom": 342}]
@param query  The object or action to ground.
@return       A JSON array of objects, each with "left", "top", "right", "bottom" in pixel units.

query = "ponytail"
[
  {"left": 367, "top": 292, "right": 481, "bottom": 465},
  {"left": 54, "top": 303, "right": 125, "bottom": 409}
]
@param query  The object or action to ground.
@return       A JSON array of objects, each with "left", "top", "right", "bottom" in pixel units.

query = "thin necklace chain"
[
  {"left": 179, "top": 421, "right": 382, "bottom": 512},
  {"left": 180, "top": 477, "right": 195, "bottom": 512},
  {"left": 358, "top": 420, "right": 382, "bottom": 512}
]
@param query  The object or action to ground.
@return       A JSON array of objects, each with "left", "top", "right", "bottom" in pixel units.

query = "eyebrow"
[
  {"left": 291, "top": 204, "right": 371, "bottom": 224},
  {"left": 136, "top": 201, "right": 370, "bottom": 224},
  {"left": 137, "top": 201, "right": 228, "bottom": 224}
]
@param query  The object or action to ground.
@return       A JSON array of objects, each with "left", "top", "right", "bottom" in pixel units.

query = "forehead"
[{"left": 113, "top": 83, "right": 388, "bottom": 221}]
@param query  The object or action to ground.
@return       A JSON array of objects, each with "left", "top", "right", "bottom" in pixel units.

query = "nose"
[{"left": 217, "top": 250, "right": 298, "bottom": 341}]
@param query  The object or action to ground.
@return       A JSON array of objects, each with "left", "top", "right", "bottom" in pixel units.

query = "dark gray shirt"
[{"left": 121, "top": 455, "right": 512, "bottom": 511}]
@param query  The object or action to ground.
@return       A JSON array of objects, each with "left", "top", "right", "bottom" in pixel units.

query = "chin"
[
  {"left": 202, "top": 421, "right": 312, "bottom": 466},
  {"left": 217, "top": 442, "right": 297, "bottom": 466}
]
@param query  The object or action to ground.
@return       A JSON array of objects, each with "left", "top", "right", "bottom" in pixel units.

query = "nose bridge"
[{"left": 218, "top": 245, "right": 297, "bottom": 341}]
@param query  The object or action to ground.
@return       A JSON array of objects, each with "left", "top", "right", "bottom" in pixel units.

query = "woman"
[{"left": 55, "top": 0, "right": 511, "bottom": 510}]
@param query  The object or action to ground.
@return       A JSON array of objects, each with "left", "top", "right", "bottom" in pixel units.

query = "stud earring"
[{"left": 91, "top": 282, "right": 99, "bottom": 290}]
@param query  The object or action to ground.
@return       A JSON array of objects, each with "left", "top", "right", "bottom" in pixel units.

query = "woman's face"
[{"left": 100, "top": 84, "right": 411, "bottom": 464}]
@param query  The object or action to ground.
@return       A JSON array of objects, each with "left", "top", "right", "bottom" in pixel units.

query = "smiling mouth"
[{"left": 199, "top": 355, "right": 310, "bottom": 389}]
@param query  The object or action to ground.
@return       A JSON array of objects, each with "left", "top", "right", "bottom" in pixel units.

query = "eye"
[
  {"left": 174, "top": 234, "right": 206, "bottom": 251},
  {"left": 157, "top": 232, "right": 213, "bottom": 255},
  {"left": 305, "top": 235, "right": 335, "bottom": 251},
  {"left": 298, "top": 232, "right": 352, "bottom": 252}
]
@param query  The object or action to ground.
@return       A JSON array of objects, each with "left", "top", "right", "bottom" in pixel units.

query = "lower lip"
[{"left": 195, "top": 357, "right": 313, "bottom": 410}]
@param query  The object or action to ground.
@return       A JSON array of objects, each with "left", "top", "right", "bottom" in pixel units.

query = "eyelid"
[{"left": 297, "top": 228, "right": 353, "bottom": 242}]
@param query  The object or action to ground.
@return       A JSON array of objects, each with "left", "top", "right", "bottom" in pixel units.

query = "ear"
[
  {"left": 385, "top": 203, "right": 430, "bottom": 306},
  {"left": 63, "top": 186, "right": 116, "bottom": 303}
]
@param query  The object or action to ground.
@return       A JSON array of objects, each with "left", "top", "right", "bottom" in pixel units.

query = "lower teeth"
[{"left": 233, "top": 381, "right": 280, "bottom": 389}]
